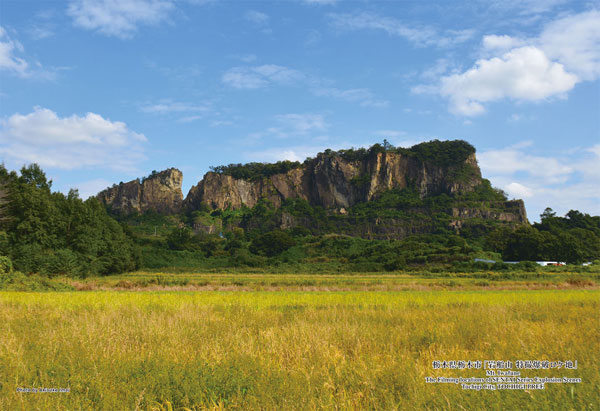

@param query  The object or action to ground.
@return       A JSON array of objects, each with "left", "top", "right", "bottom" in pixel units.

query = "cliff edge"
[
  {"left": 184, "top": 143, "right": 483, "bottom": 211},
  {"left": 97, "top": 168, "right": 183, "bottom": 215}
]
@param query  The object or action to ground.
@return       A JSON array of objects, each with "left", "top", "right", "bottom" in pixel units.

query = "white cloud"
[
  {"left": 419, "top": 58, "right": 453, "bottom": 81},
  {"left": 222, "top": 64, "right": 389, "bottom": 110},
  {"left": 478, "top": 144, "right": 573, "bottom": 183},
  {"left": 486, "top": 0, "right": 569, "bottom": 16},
  {"left": 440, "top": 46, "right": 577, "bottom": 116},
  {"left": 275, "top": 113, "right": 327, "bottom": 133},
  {"left": 304, "top": 29, "right": 322, "bottom": 46},
  {"left": 312, "top": 87, "right": 388, "bottom": 107},
  {"left": 140, "top": 100, "right": 217, "bottom": 123},
  {"left": 505, "top": 182, "right": 534, "bottom": 198},
  {"left": 73, "top": 178, "right": 113, "bottom": 199},
  {"left": 437, "top": 29, "right": 476, "bottom": 47},
  {"left": 245, "top": 144, "right": 340, "bottom": 163},
  {"left": 246, "top": 148, "right": 306, "bottom": 162},
  {"left": 419, "top": 10, "right": 600, "bottom": 116},
  {"left": 479, "top": 143, "right": 600, "bottom": 220},
  {"left": 0, "top": 107, "right": 146, "bottom": 172},
  {"left": 482, "top": 34, "right": 525, "bottom": 52},
  {"left": 587, "top": 144, "right": 600, "bottom": 159},
  {"left": 539, "top": 9, "right": 600, "bottom": 81},
  {"left": 222, "top": 68, "right": 268, "bottom": 89},
  {"left": 222, "top": 64, "right": 388, "bottom": 108},
  {"left": 140, "top": 100, "right": 212, "bottom": 115},
  {"left": 254, "top": 65, "right": 303, "bottom": 83},
  {"left": 67, "top": 0, "right": 174, "bottom": 39},
  {"left": 245, "top": 113, "right": 329, "bottom": 142},
  {"left": 0, "top": 27, "right": 29, "bottom": 76},
  {"left": 481, "top": 10, "right": 600, "bottom": 79},
  {"left": 328, "top": 12, "right": 473, "bottom": 48},
  {"left": 508, "top": 114, "right": 522, "bottom": 122},
  {"left": 222, "top": 64, "right": 304, "bottom": 89},
  {"left": 328, "top": 12, "right": 435, "bottom": 46},
  {"left": 244, "top": 10, "right": 269, "bottom": 25},
  {"left": 575, "top": 144, "right": 600, "bottom": 180},
  {"left": 27, "top": 9, "right": 57, "bottom": 40},
  {"left": 29, "top": 25, "right": 55, "bottom": 40}
]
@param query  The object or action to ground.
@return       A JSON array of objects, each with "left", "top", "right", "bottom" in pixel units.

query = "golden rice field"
[
  {"left": 68, "top": 270, "right": 600, "bottom": 291},
  {"left": 0, "top": 289, "right": 598, "bottom": 410}
]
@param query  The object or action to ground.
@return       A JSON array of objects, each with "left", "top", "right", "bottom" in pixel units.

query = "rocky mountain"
[
  {"left": 96, "top": 141, "right": 528, "bottom": 238},
  {"left": 97, "top": 168, "right": 183, "bottom": 215},
  {"left": 184, "top": 150, "right": 483, "bottom": 211}
]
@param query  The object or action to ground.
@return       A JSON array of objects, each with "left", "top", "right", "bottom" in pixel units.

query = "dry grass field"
[{"left": 0, "top": 287, "right": 598, "bottom": 410}]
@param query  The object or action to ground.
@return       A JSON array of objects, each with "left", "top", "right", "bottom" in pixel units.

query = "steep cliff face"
[
  {"left": 184, "top": 151, "right": 482, "bottom": 211},
  {"left": 97, "top": 168, "right": 183, "bottom": 214}
]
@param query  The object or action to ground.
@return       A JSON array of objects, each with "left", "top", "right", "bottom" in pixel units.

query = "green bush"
[
  {"left": 0, "top": 255, "right": 13, "bottom": 274},
  {"left": 515, "top": 261, "right": 539, "bottom": 272},
  {"left": 231, "top": 249, "right": 267, "bottom": 267},
  {"left": 47, "top": 249, "right": 80, "bottom": 277},
  {"left": 250, "top": 230, "right": 296, "bottom": 257}
]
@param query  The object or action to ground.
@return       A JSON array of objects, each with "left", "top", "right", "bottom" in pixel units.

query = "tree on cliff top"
[{"left": 210, "top": 140, "right": 476, "bottom": 181}]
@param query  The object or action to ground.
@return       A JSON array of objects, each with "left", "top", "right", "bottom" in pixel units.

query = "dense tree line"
[
  {"left": 142, "top": 206, "right": 598, "bottom": 272},
  {"left": 486, "top": 208, "right": 600, "bottom": 264},
  {"left": 2, "top": 163, "right": 597, "bottom": 278},
  {"left": 0, "top": 164, "right": 140, "bottom": 277},
  {"left": 209, "top": 160, "right": 302, "bottom": 181},
  {"left": 409, "top": 139, "right": 475, "bottom": 166},
  {"left": 210, "top": 140, "right": 477, "bottom": 181},
  {"left": 318, "top": 140, "right": 476, "bottom": 167}
]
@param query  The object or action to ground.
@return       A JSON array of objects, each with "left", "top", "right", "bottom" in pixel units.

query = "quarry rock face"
[
  {"left": 450, "top": 200, "right": 528, "bottom": 223},
  {"left": 97, "top": 147, "right": 529, "bottom": 238},
  {"left": 184, "top": 152, "right": 484, "bottom": 211},
  {"left": 96, "top": 144, "right": 529, "bottom": 235},
  {"left": 97, "top": 168, "right": 183, "bottom": 214}
]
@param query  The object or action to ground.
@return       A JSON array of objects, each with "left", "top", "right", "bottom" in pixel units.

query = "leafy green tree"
[
  {"left": 502, "top": 226, "right": 545, "bottom": 261},
  {"left": 166, "top": 227, "right": 196, "bottom": 251},
  {"left": 540, "top": 207, "right": 556, "bottom": 220},
  {"left": 250, "top": 230, "right": 296, "bottom": 257},
  {"left": 0, "top": 163, "right": 139, "bottom": 276},
  {"left": 0, "top": 255, "right": 12, "bottom": 274}
]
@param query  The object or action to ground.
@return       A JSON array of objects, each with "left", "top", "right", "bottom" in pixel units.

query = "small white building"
[{"left": 535, "top": 261, "right": 566, "bottom": 266}]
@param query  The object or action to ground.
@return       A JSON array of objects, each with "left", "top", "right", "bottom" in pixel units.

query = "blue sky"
[{"left": 1, "top": 0, "right": 598, "bottom": 221}]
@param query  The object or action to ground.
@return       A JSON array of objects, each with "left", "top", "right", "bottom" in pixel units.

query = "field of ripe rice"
[{"left": 0, "top": 290, "right": 598, "bottom": 410}]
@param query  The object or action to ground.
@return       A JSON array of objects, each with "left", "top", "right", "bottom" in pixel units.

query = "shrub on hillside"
[{"left": 250, "top": 230, "right": 296, "bottom": 257}]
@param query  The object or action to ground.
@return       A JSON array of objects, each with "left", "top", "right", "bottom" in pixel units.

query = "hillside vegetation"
[
  {"left": 0, "top": 164, "right": 139, "bottom": 278},
  {"left": 1, "top": 156, "right": 599, "bottom": 282}
]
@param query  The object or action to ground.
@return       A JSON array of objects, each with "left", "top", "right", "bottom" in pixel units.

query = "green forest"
[
  {"left": 0, "top": 164, "right": 139, "bottom": 279},
  {"left": 1, "top": 163, "right": 599, "bottom": 282},
  {"left": 209, "top": 139, "right": 476, "bottom": 181}
]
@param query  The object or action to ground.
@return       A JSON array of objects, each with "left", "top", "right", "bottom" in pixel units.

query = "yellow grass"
[
  {"left": 0, "top": 290, "right": 598, "bottom": 410},
  {"left": 68, "top": 270, "right": 600, "bottom": 291}
]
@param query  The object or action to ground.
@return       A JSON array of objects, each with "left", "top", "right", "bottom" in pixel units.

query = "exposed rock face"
[
  {"left": 97, "top": 168, "right": 183, "bottom": 214},
  {"left": 184, "top": 152, "right": 483, "bottom": 211},
  {"left": 450, "top": 200, "right": 528, "bottom": 223},
  {"left": 96, "top": 147, "right": 529, "bottom": 239}
]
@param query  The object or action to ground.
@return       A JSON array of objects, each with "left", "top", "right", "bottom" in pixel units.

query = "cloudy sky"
[{"left": 1, "top": 0, "right": 598, "bottom": 221}]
